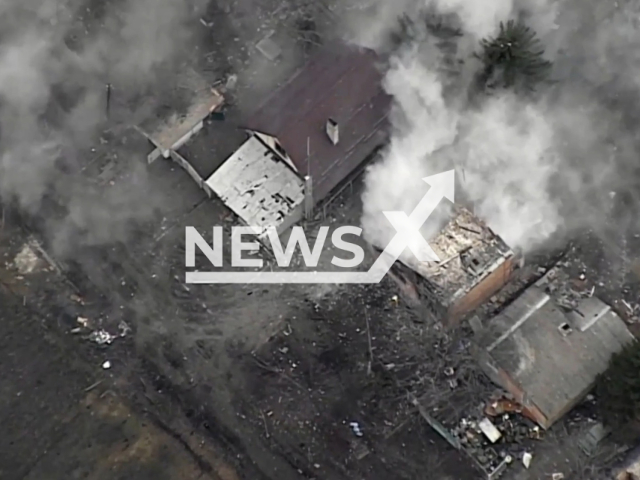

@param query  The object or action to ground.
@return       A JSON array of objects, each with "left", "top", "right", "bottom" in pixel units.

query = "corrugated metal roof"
[
  {"left": 244, "top": 44, "right": 391, "bottom": 203},
  {"left": 479, "top": 283, "right": 634, "bottom": 427},
  {"left": 205, "top": 136, "right": 304, "bottom": 234}
]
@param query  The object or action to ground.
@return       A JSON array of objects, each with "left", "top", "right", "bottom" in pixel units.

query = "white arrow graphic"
[
  {"left": 185, "top": 170, "right": 455, "bottom": 284},
  {"left": 366, "top": 169, "right": 455, "bottom": 283}
]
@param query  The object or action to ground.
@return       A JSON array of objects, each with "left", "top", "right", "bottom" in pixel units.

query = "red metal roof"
[{"left": 244, "top": 44, "right": 391, "bottom": 203}]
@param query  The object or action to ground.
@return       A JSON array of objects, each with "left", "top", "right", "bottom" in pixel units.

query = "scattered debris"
[
  {"left": 225, "top": 74, "right": 237, "bottom": 90},
  {"left": 551, "top": 473, "right": 564, "bottom": 480},
  {"left": 622, "top": 299, "right": 634, "bottom": 314},
  {"left": 444, "top": 366, "right": 455, "bottom": 376},
  {"left": 364, "top": 305, "right": 373, "bottom": 376},
  {"left": 256, "top": 34, "right": 282, "bottom": 61},
  {"left": 451, "top": 393, "right": 546, "bottom": 477},
  {"left": 522, "top": 451, "right": 532, "bottom": 468},
  {"left": 390, "top": 294, "right": 399, "bottom": 305},
  {"left": 485, "top": 397, "right": 522, "bottom": 417},
  {"left": 118, "top": 321, "right": 131, "bottom": 337},
  {"left": 90, "top": 330, "right": 116, "bottom": 345},
  {"left": 349, "top": 422, "right": 363, "bottom": 437},
  {"left": 13, "top": 244, "right": 40, "bottom": 274},
  {"left": 102, "top": 360, "right": 111, "bottom": 370},
  {"left": 77, "top": 316, "right": 89, "bottom": 328},
  {"left": 70, "top": 293, "right": 85, "bottom": 304},
  {"left": 84, "top": 379, "right": 104, "bottom": 392},
  {"left": 260, "top": 410, "right": 270, "bottom": 438},
  {"left": 478, "top": 417, "right": 502, "bottom": 443}
]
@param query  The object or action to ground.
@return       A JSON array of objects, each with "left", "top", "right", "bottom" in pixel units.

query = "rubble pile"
[
  {"left": 452, "top": 395, "right": 544, "bottom": 476},
  {"left": 539, "top": 265, "right": 591, "bottom": 311}
]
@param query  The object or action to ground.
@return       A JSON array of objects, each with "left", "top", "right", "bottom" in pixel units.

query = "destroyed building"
[
  {"left": 376, "top": 206, "right": 521, "bottom": 326},
  {"left": 473, "top": 265, "right": 635, "bottom": 429},
  {"left": 135, "top": 69, "right": 224, "bottom": 165}
]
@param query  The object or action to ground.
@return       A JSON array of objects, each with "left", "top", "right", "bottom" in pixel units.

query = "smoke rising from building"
[{"left": 359, "top": 0, "right": 639, "bottom": 257}]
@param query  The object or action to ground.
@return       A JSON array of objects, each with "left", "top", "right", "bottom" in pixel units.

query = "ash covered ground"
[{"left": 4, "top": 0, "right": 640, "bottom": 479}]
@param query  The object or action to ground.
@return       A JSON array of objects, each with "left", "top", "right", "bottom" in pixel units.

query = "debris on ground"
[
  {"left": 90, "top": 330, "right": 117, "bottom": 345},
  {"left": 12, "top": 244, "right": 40, "bottom": 274},
  {"left": 478, "top": 417, "right": 502, "bottom": 443},
  {"left": 102, "top": 360, "right": 111, "bottom": 370},
  {"left": 70, "top": 293, "right": 84, "bottom": 304},
  {"left": 522, "top": 451, "right": 532, "bottom": 468},
  {"left": 225, "top": 74, "right": 237, "bottom": 90},
  {"left": 118, "top": 321, "right": 131, "bottom": 337},
  {"left": 451, "top": 393, "right": 547, "bottom": 476},
  {"left": 349, "top": 422, "right": 363, "bottom": 437}
]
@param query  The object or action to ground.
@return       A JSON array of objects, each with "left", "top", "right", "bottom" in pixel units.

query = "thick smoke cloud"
[
  {"left": 0, "top": 0, "right": 206, "bottom": 255},
  {"left": 359, "top": 0, "right": 639, "bottom": 258}
]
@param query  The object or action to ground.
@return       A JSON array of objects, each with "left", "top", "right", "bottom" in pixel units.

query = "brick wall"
[{"left": 446, "top": 255, "right": 518, "bottom": 327}]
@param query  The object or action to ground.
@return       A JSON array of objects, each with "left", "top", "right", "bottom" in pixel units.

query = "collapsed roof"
[
  {"left": 370, "top": 206, "right": 519, "bottom": 324},
  {"left": 136, "top": 69, "right": 223, "bottom": 160}
]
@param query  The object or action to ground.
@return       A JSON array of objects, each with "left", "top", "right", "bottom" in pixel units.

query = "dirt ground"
[
  {"left": 5, "top": 0, "right": 640, "bottom": 480},
  {"left": 0, "top": 220, "right": 247, "bottom": 480}
]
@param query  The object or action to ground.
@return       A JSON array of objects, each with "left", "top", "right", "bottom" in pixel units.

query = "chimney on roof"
[{"left": 326, "top": 118, "right": 339, "bottom": 145}]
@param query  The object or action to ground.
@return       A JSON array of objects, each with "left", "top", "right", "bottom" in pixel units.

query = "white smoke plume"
[
  {"left": 359, "top": 0, "right": 637, "bottom": 257},
  {"left": 0, "top": 0, "right": 208, "bottom": 255}
]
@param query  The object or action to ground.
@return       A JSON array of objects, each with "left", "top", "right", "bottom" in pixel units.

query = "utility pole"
[
  {"left": 304, "top": 137, "right": 313, "bottom": 219},
  {"left": 105, "top": 83, "right": 112, "bottom": 119}
]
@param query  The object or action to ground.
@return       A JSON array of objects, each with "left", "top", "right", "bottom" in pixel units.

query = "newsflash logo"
[{"left": 185, "top": 170, "right": 454, "bottom": 284}]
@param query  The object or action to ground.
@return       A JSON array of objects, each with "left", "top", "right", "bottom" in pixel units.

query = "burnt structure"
[{"left": 375, "top": 206, "right": 521, "bottom": 326}]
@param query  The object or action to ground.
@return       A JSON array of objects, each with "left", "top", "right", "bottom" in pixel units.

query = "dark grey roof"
[
  {"left": 478, "top": 284, "right": 634, "bottom": 424},
  {"left": 175, "top": 121, "right": 248, "bottom": 179}
]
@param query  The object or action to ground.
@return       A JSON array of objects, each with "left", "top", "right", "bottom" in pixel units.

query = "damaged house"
[
  {"left": 172, "top": 43, "right": 390, "bottom": 241},
  {"left": 135, "top": 69, "right": 224, "bottom": 164},
  {"left": 473, "top": 264, "right": 635, "bottom": 429},
  {"left": 377, "top": 206, "right": 521, "bottom": 326}
]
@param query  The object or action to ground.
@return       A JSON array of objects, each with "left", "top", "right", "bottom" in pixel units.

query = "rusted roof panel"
[{"left": 244, "top": 44, "right": 391, "bottom": 203}]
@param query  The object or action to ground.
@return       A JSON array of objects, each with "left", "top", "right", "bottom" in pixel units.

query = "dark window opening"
[
  {"left": 275, "top": 142, "right": 286, "bottom": 157},
  {"left": 558, "top": 322, "right": 572, "bottom": 335}
]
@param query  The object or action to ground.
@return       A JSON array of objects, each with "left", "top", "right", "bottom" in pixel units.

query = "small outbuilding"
[
  {"left": 136, "top": 69, "right": 224, "bottom": 164},
  {"left": 474, "top": 266, "right": 635, "bottom": 429}
]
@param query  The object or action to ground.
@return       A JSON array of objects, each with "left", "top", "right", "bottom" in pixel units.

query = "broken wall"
[{"left": 447, "top": 254, "right": 519, "bottom": 326}]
